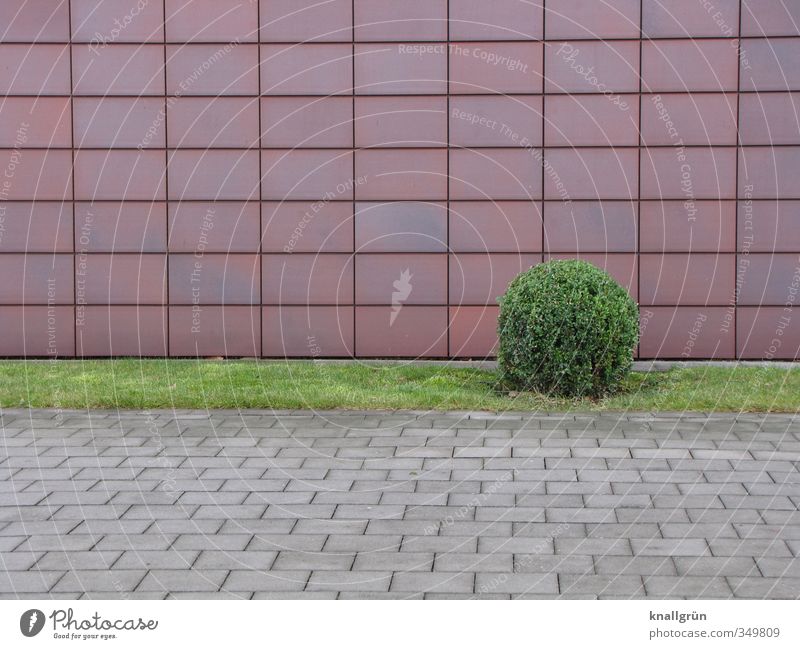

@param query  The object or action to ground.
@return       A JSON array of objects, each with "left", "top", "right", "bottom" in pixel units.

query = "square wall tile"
[
  {"left": 356, "top": 150, "right": 448, "bottom": 201},
  {"left": 263, "top": 306, "right": 354, "bottom": 357},
  {"left": 742, "top": 0, "right": 800, "bottom": 36},
  {"left": 0, "top": 307, "right": 75, "bottom": 357},
  {"left": 738, "top": 254, "right": 800, "bottom": 306},
  {"left": 73, "top": 44, "right": 165, "bottom": 95},
  {"left": 263, "top": 97, "right": 353, "bottom": 148},
  {"left": 76, "top": 306, "right": 168, "bottom": 357},
  {"left": 356, "top": 253, "right": 447, "bottom": 304},
  {"left": 169, "top": 97, "right": 259, "bottom": 148},
  {"left": 449, "top": 201, "right": 542, "bottom": 253},
  {"left": 450, "top": 149, "right": 542, "bottom": 200},
  {"left": 643, "top": 0, "right": 739, "bottom": 38},
  {"left": 167, "top": 44, "right": 259, "bottom": 95},
  {"left": 71, "top": 0, "right": 164, "bottom": 42},
  {"left": 75, "top": 202, "right": 167, "bottom": 253},
  {"left": 450, "top": 96, "right": 542, "bottom": 147},
  {"left": 741, "top": 38, "right": 800, "bottom": 91},
  {"left": 262, "top": 44, "right": 352, "bottom": 95},
  {"left": 165, "top": 0, "right": 258, "bottom": 42},
  {"left": 355, "top": 202, "right": 447, "bottom": 253},
  {"left": 641, "top": 200, "right": 736, "bottom": 253},
  {"left": 0, "top": 254, "right": 73, "bottom": 304},
  {"left": 78, "top": 254, "right": 167, "bottom": 305},
  {"left": 640, "top": 253, "right": 735, "bottom": 305},
  {"left": 449, "top": 306, "right": 499, "bottom": 358},
  {"left": 450, "top": 253, "right": 539, "bottom": 305},
  {"left": 639, "top": 307, "right": 734, "bottom": 358},
  {"left": 260, "top": 0, "right": 352, "bottom": 42},
  {"left": 355, "top": 43, "right": 447, "bottom": 95},
  {"left": 739, "top": 93, "right": 800, "bottom": 145},
  {"left": 738, "top": 200, "right": 800, "bottom": 253},
  {"left": 354, "top": 0, "right": 447, "bottom": 41},
  {"left": 0, "top": 150, "right": 72, "bottom": 200},
  {"left": 169, "top": 253, "right": 259, "bottom": 305},
  {"left": 545, "top": 41, "right": 639, "bottom": 94},
  {"left": 262, "top": 150, "right": 354, "bottom": 200},
  {"left": 355, "top": 306, "right": 448, "bottom": 357},
  {"left": 73, "top": 97, "right": 164, "bottom": 148},
  {"left": 262, "top": 254, "right": 354, "bottom": 305},
  {"left": 738, "top": 147, "right": 800, "bottom": 199},
  {"left": 544, "top": 148, "right": 638, "bottom": 201},
  {"left": 642, "top": 40, "right": 738, "bottom": 91},
  {"left": 641, "top": 147, "right": 736, "bottom": 199},
  {"left": 738, "top": 307, "right": 800, "bottom": 359},
  {"left": 169, "top": 202, "right": 260, "bottom": 253},
  {"left": 0, "top": 44, "right": 70, "bottom": 94},
  {"left": 0, "top": 0, "right": 69, "bottom": 42},
  {"left": 544, "top": 201, "right": 637, "bottom": 253},
  {"left": 0, "top": 97, "right": 71, "bottom": 147},
  {"left": 450, "top": 0, "right": 543, "bottom": 40},
  {"left": 169, "top": 306, "right": 261, "bottom": 357},
  {"left": 0, "top": 202, "right": 73, "bottom": 253},
  {"left": 262, "top": 201, "right": 353, "bottom": 253},
  {"left": 74, "top": 150, "right": 165, "bottom": 201},
  {"left": 450, "top": 42, "right": 542, "bottom": 94},
  {"left": 546, "top": 0, "right": 640, "bottom": 39},
  {"left": 356, "top": 96, "right": 447, "bottom": 148},
  {"left": 545, "top": 95, "right": 638, "bottom": 146},
  {"left": 168, "top": 150, "right": 259, "bottom": 201},
  {"left": 641, "top": 93, "right": 737, "bottom": 146}
]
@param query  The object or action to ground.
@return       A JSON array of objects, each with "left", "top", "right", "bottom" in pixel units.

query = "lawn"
[{"left": 0, "top": 360, "right": 797, "bottom": 412}]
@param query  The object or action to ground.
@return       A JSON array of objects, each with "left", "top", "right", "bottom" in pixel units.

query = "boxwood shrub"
[{"left": 497, "top": 259, "right": 639, "bottom": 397}]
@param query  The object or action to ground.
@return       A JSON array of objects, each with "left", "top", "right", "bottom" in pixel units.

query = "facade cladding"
[{"left": 0, "top": 0, "right": 799, "bottom": 360}]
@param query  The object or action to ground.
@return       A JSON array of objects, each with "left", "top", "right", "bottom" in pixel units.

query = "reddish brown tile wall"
[{"left": 0, "top": 1, "right": 798, "bottom": 359}]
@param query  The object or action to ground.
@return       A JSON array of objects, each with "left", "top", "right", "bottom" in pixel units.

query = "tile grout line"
[
  {"left": 352, "top": 0, "right": 357, "bottom": 357},
  {"left": 542, "top": 0, "right": 546, "bottom": 268},
  {"left": 638, "top": 0, "right": 643, "bottom": 360},
  {"left": 734, "top": 0, "right": 743, "bottom": 360},
  {"left": 68, "top": 0, "right": 77, "bottom": 359},
  {"left": 257, "top": 0, "right": 263, "bottom": 358},
  {"left": 162, "top": 0, "right": 170, "bottom": 357},
  {"left": 446, "top": 0, "right": 451, "bottom": 356}
]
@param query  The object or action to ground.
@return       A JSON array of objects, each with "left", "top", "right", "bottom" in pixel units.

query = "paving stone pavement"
[{"left": 1, "top": 408, "right": 799, "bottom": 599}]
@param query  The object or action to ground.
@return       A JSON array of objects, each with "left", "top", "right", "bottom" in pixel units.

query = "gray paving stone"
[
  {"left": 34, "top": 550, "right": 121, "bottom": 571},
  {"left": 193, "top": 551, "right": 278, "bottom": 570},
  {"left": 53, "top": 569, "right": 147, "bottom": 593},
  {"left": 475, "top": 572, "right": 558, "bottom": 595},
  {"left": 306, "top": 570, "right": 392, "bottom": 592},
  {"left": 728, "top": 577, "right": 800, "bottom": 598},
  {"left": 273, "top": 551, "right": 355, "bottom": 571},
  {"left": 674, "top": 556, "right": 759, "bottom": 577},
  {"left": 594, "top": 556, "right": 676, "bottom": 576},
  {"left": 643, "top": 576, "right": 733, "bottom": 598},
  {"left": 353, "top": 552, "right": 434, "bottom": 572},
  {"left": 390, "top": 571, "right": 473, "bottom": 594},
  {"left": 631, "top": 539, "right": 710, "bottom": 556},
  {"left": 434, "top": 552, "right": 512, "bottom": 572},
  {"left": 138, "top": 569, "right": 226, "bottom": 592},
  {"left": 559, "top": 574, "right": 645, "bottom": 597},
  {"left": 223, "top": 570, "right": 309, "bottom": 592},
  {"left": 112, "top": 550, "right": 200, "bottom": 570}
]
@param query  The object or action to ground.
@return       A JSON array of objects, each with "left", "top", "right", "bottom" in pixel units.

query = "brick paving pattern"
[{"left": 1, "top": 409, "right": 799, "bottom": 599}]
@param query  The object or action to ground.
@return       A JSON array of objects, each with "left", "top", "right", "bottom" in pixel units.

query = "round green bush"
[{"left": 497, "top": 259, "right": 639, "bottom": 397}]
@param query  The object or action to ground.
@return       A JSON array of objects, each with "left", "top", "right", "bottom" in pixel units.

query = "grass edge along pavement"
[{"left": 0, "top": 360, "right": 798, "bottom": 412}]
